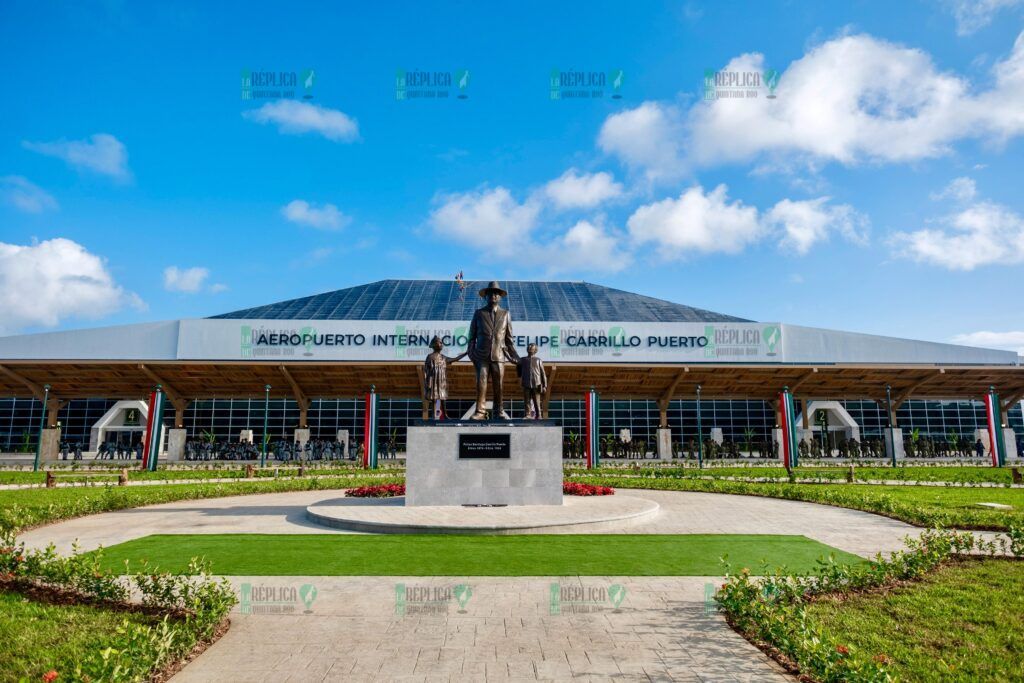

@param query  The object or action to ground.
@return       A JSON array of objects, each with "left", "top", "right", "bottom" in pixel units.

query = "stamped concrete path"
[{"left": 19, "top": 490, "right": 929, "bottom": 682}]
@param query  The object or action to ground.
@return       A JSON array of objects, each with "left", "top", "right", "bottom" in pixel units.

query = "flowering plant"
[
  {"left": 347, "top": 483, "right": 406, "bottom": 498},
  {"left": 563, "top": 482, "right": 614, "bottom": 496}
]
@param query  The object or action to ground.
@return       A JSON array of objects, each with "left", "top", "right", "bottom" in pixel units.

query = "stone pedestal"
[
  {"left": 39, "top": 428, "right": 60, "bottom": 462},
  {"left": 166, "top": 429, "right": 186, "bottom": 461},
  {"left": 656, "top": 428, "right": 673, "bottom": 461},
  {"left": 336, "top": 430, "right": 350, "bottom": 459},
  {"left": 406, "top": 422, "right": 563, "bottom": 506},
  {"left": 976, "top": 427, "right": 1021, "bottom": 461},
  {"left": 884, "top": 428, "right": 905, "bottom": 460},
  {"left": 1003, "top": 427, "right": 1019, "bottom": 461},
  {"left": 239, "top": 429, "right": 253, "bottom": 443},
  {"left": 710, "top": 428, "right": 723, "bottom": 444}
]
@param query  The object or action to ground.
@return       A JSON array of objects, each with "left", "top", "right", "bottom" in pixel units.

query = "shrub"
[
  {"left": 563, "top": 481, "right": 614, "bottom": 496},
  {"left": 1, "top": 527, "right": 236, "bottom": 682},
  {"left": 714, "top": 528, "right": 1004, "bottom": 682},
  {"left": 346, "top": 483, "right": 405, "bottom": 498}
]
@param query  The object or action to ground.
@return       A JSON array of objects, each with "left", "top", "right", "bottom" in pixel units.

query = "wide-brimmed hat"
[{"left": 478, "top": 280, "right": 508, "bottom": 298}]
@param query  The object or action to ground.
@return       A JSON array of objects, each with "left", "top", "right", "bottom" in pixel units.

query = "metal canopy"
[{"left": 1, "top": 360, "right": 1022, "bottom": 405}]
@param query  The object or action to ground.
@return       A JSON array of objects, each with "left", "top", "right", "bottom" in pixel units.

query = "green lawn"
[
  {"left": 0, "top": 589, "right": 158, "bottom": 682},
  {"left": 0, "top": 475, "right": 402, "bottom": 532},
  {"left": 0, "top": 464, "right": 376, "bottom": 486},
  {"left": 804, "top": 558, "right": 1024, "bottom": 682},
  {"left": 94, "top": 533, "right": 862, "bottom": 576},
  {"left": 577, "top": 476, "right": 1024, "bottom": 530}
]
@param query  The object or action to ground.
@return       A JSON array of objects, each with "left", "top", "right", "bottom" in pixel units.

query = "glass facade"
[{"left": 2, "top": 396, "right": 1021, "bottom": 452}]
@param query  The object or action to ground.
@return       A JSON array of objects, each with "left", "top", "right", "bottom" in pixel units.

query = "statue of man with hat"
[{"left": 466, "top": 280, "right": 520, "bottom": 419}]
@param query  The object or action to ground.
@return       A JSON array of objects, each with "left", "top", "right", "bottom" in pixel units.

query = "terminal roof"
[{"left": 209, "top": 280, "right": 752, "bottom": 323}]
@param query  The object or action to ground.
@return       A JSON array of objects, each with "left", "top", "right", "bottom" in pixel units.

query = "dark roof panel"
[{"left": 209, "top": 280, "right": 751, "bottom": 322}]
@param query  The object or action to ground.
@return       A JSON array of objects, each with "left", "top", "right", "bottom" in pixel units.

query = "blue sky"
[{"left": 2, "top": 0, "right": 1024, "bottom": 352}]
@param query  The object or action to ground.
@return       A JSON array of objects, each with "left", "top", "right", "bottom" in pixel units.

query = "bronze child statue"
[
  {"left": 517, "top": 342, "right": 547, "bottom": 419},
  {"left": 423, "top": 335, "right": 466, "bottom": 420}
]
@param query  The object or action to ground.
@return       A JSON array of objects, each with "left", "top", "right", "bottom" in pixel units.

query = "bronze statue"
[
  {"left": 467, "top": 280, "right": 519, "bottom": 419},
  {"left": 422, "top": 335, "right": 466, "bottom": 420},
  {"left": 517, "top": 342, "right": 547, "bottom": 419}
]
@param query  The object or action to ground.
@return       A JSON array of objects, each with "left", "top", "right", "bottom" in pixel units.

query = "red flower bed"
[
  {"left": 563, "top": 481, "right": 614, "bottom": 496},
  {"left": 347, "top": 483, "right": 406, "bottom": 498}
]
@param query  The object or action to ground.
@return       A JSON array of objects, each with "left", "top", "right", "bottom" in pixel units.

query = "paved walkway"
[
  {"left": 173, "top": 576, "right": 789, "bottom": 683},
  {"left": 17, "top": 489, "right": 937, "bottom": 681}
]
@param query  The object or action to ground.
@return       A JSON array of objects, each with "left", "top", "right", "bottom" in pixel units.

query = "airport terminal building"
[{"left": 0, "top": 279, "right": 1022, "bottom": 459}]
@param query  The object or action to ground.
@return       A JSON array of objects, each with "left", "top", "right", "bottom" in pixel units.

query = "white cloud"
[
  {"left": 545, "top": 220, "right": 631, "bottom": 274},
  {"left": 543, "top": 169, "right": 623, "bottom": 210},
  {"left": 626, "top": 184, "right": 762, "bottom": 256},
  {"left": 947, "top": 0, "right": 1023, "bottom": 35},
  {"left": 23, "top": 133, "right": 131, "bottom": 181},
  {"left": 891, "top": 199, "right": 1024, "bottom": 270},
  {"left": 281, "top": 200, "right": 350, "bottom": 230},
  {"left": 163, "top": 266, "right": 210, "bottom": 293},
  {"left": 600, "top": 31, "right": 1024, "bottom": 176},
  {"left": 930, "top": 176, "right": 977, "bottom": 202},
  {"left": 429, "top": 186, "right": 540, "bottom": 257},
  {"left": 0, "top": 176, "right": 58, "bottom": 213},
  {"left": 598, "top": 102, "right": 686, "bottom": 180},
  {"left": 625, "top": 185, "right": 867, "bottom": 258},
  {"left": 243, "top": 100, "right": 359, "bottom": 142},
  {"left": 429, "top": 187, "right": 626, "bottom": 273},
  {"left": 951, "top": 330, "right": 1024, "bottom": 354},
  {"left": 0, "top": 238, "right": 142, "bottom": 334},
  {"left": 765, "top": 197, "right": 869, "bottom": 255}
]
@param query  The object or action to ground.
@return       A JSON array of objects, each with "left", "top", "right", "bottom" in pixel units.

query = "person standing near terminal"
[{"left": 467, "top": 281, "right": 520, "bottom": 420}]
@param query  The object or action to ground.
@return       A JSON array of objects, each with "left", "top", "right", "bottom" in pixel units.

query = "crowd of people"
[{"left": 183, "top": 438, "right": 353, "bottom": 462}]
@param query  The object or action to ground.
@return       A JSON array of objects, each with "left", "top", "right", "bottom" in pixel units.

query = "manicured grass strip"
[
  {"left": 576, "top": 475, "right": 1024, "bottom": 530},
  {"left": 0, "top": 464, "right": 380, "bottom": 486},
  {"left": 572, "top": 465, "right": 1019, "bottom": 486},
  {"left": 0, "top": 475, "right": 402, "bottom": 532},
  {"left": 95, "top": 533, "right": 863, "bottom": 576},
  {"left": 0, "top": 589, "right": 158, "bottom": 681},
  {"left": 804, "top": 558, "right": 1024, "bottom": 682}
]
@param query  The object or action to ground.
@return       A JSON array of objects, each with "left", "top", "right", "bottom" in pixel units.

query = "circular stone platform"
[{"left": 306, "top": 495, "right": 660, "bottom": 534}]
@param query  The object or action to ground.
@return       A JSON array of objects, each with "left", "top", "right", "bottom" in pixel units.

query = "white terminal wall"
[{"left": 0, "top": 319, "right": 1017, "bottom": 366}]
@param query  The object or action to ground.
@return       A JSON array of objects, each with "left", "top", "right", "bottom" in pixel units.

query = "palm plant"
[{"left": 742, "top": 427, "right": 755, "bottom": 455}]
